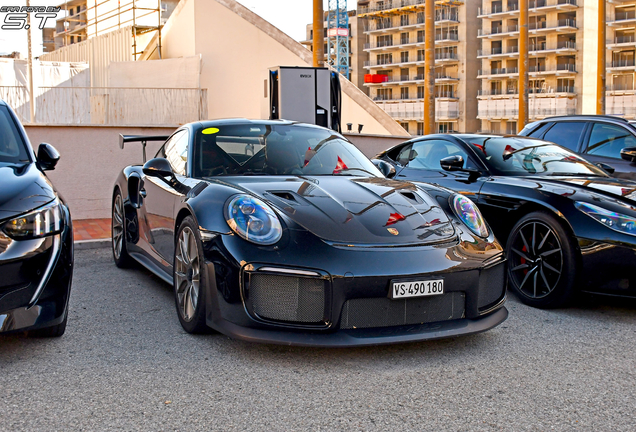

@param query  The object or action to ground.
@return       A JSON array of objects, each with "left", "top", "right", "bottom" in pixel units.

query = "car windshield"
[
  {"left": 0, "top": 105, "right": 29, "bottom": 164},
  {"left": 468, "top": 136, "right": 608, "bottom": 177},
  {"left": 192, "top": 123, "right": 383, "bottom": 178}
]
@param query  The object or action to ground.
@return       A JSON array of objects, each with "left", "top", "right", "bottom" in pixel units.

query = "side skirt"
[{"left": 128, "top": 251, "right": 173, "bottom": 285}]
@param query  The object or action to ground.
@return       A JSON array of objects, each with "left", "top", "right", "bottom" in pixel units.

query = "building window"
[
  {"left": 417, "top": 122, "right": 424, "bottom": 136},
  {"left": 506, "top": 122, "right": 517, "bottom": 135},
  {"left": 400, "top": 122, "right": 409, "bottom": 133},
  {"left": 417, "top": 49, "right": 424, "bottom": 62},
  {"left": 401, "top": 14, "right": 409, "bottom": 26},
  {"left": 378, "top": 34, "right": 393, "bottom": 47},
  {"left": 376, "top": 88, "right": 393, "bottom": 101},
  {"left": 417, "top": 86, "right": 425, "bottom": 99},
  {"left": 417, "top": 30, "right": 424, "bottom": 43},
  {"left": 401, "top": 32, "right": 409, "bottom": 45},
  {"left": 377, "top": 53, "right": 393, "bottom": 65},
  {"left": 401, "top": 51, "right": 409, "bottom": 63},
  {"left": 401, "top": 87, "right": 410, "bottom": 100}
]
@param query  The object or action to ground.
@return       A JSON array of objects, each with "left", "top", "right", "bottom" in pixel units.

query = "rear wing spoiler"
[{"left": 119, "top": 134, "right": 170, "bottom": 162}]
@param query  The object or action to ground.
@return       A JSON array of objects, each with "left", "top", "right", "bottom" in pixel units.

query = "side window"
[
  {"left": 525, "top": 122, "right": 553, "bottom": 139},
  {"left": 164, "top": 130, "right": 189, "bottom": 175},
  {"left": 405, "top": 140, "right": 476, "bottom": 170},
  {"left": 586, "top": 123, "right": 636, "bottom": 159},
  {"left": 542, "top": 122, "right": 586, "bottom": 152},
  {"left": 396, "top": 144, "right": 412, "bottom": 166}
]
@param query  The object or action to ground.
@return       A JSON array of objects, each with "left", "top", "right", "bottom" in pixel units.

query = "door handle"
[{"left": 140, "top": 188, "right": 147, "bottom": 198}]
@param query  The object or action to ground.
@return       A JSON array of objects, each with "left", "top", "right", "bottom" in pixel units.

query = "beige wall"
[
  {"left": 109, "top": 56, "right": 201, "bottom": 88},
  {"left": 581, "top": 1, "right": 599, "bottom": 115},
  {"left": 142, "top": 0, "right": 406, "bottom": 137}
]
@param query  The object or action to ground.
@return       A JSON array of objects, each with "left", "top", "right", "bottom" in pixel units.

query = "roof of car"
[
  {"left": 536, "top": 115, "right": 629, "bottom": 123},
  {"left": 194, "top": 118, "right": 326, "bottom": 129}
]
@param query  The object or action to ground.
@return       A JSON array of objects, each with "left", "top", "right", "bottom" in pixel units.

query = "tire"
[
  {"left": 28, "top": 315, "right": 67, "bottom": 338},
  {"left": 173, "top": 216, "right": 208, "bottom": 334},
  {"left": 112, "top": 190, "right": 134, "bottom": 268},
  {"left": 506, "top": 211, "right": 577, "bottom": 309}
]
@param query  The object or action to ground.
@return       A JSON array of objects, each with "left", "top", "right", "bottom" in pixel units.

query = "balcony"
[
  {"left": 477, "top": 46, "right": 519, "bottom": 58},
  {"left": 478, "top": 0, "right": 577, "bottom": 17},
  {"left": 477, "top": 107, "right": 576, "bottom": 120},
  {"left": 477, "top": 86, "right": 576, "bottom": 97},
  {"left": 609, "top": 10, "right": 636, "bottom": 27},
  {"left": 364, "top": 74, "right": 460, "bottom": 85},
  {"left": 607, "top": 35, "right": 636, "bottom": 49},
  {"left": 477, "top": 67, "right": 519, "bottom": 78},
  {"left": 608, "top": 59, "right": 636, "bottom": 71},
  {"left": 478, "top": 25, "right": 519, "bottom": 38},
  {"left": 606, "top": 84, "right": 636, "bottom": 95},
  {"left": 363, "top": 13, "right": 460, "bottom": 34},
  {"left": 529, "top": 19, "right": 577, "bottom": 34}
]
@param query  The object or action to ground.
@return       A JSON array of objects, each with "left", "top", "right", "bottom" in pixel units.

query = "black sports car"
[
  {"left": 111, "top": 119, "right": 507, "bottom": 346},
  {"left": 375, "top": 134, "right": 636, "bottom": 308},
  {"left": 0, "top": 100, "right": 73, "bottom": 337}
]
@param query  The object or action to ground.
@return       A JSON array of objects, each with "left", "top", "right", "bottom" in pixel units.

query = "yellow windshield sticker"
[{"left": 202, "top": 127, "right": 219, "bottom": 135}]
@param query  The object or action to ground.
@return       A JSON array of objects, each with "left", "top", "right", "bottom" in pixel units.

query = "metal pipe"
[
  {"left": 423, "top": 0, "right": 435, "bottom": 135},
  {"left": 313, "top": 0, "right": 324, "bottom": 67},
  {"left": 518, "top": 0, "right": 529, "bottom": 131},
  {"left": 597, "top": 0, "right": 606, "bottom": 114},
  {"left": 26, "top": 0, "right": 35, "bottom": 124}
]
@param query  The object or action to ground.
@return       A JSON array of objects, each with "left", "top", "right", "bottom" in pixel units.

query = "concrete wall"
[{"left": 23, "top": 125, "right": 409, "bottom": 220}]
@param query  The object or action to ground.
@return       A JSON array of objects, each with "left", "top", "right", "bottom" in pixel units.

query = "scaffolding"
[
  {"left": 327, "top": 0, "right": 350, "bottom": 79},
  {"left": 357, "top": 0, "right": 464, "bottom": 18}
]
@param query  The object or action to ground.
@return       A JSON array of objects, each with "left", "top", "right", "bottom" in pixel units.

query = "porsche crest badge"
[{"left": 387, "top": 228, "right": 399, "bottom": 235}]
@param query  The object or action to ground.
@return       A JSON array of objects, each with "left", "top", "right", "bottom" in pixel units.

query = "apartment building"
[
  {"left": 606, "top": 1, "right": 636, "bottom": 119},
  {"left": 302, "top": 10, "right": 368, "bottom": 95},
  {"left": 54, "top": 0, "right": 88, "bottom": 49},
  {"left": 357, "top": 0, "right": 480, "bottom": 135},
  {"left": 476, "top": 0, "right": 605, "bottom": 133}
]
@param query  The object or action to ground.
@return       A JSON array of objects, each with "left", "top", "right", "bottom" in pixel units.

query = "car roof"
[
  {"left": 194, "top": 118, "right": 327, "bottom": 130},
  {"left": 533, "top": 115, "right": 629, "bottom": 123}
]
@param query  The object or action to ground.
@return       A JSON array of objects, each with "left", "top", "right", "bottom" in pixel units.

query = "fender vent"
[{"left": 270, "top": 191, "right": 297, "bottom": 203}]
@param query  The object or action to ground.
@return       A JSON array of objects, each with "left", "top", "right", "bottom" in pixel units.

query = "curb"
[{"left": 75, "top": 239, "right": 110, "bottom": 250}]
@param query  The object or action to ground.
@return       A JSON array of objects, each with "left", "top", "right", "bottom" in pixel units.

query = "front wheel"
[
  {"left": 506, "top": 211, "right": 577, "bottom": 309},
  {"left": 173, "top": 217, "right": 208, "bottom": 334},
  {"left": 112, "top": 191, "right": 134, "bottom": 268}
]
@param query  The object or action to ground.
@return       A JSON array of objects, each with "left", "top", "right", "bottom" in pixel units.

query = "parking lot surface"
[{"left": 2, "top": 247, "right": 636, "bottom": 431}]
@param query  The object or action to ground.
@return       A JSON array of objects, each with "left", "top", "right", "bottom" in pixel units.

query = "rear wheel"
[
  {"left": 174, "top": 217, "right": 208, "bottom": 334},
  {"left": 506, "top": 211, "right": 577, "bottom": 309},
  {"left": 112, "top": 191, "right": 134, "bottom": 268}
]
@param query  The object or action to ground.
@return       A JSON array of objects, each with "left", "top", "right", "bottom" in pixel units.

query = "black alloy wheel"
[
  {"left": 506, "top": 211, "right": 577, "bottom": 309},
  {"left": 173, "top": 216, "right": 208, "bottom": 334},
  {"left": 112, "top": 190, "right": 134, "bottom": 268}
]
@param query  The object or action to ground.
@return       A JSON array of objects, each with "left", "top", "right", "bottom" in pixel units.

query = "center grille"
[
  {"left": 248, "top": 273, "right": 326, "bottom": 324},
  {"left": 339, "top": 292, "right": 465, "bottom": 330}
]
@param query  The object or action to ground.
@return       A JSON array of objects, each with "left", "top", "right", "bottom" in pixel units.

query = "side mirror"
[
  {"left": 372, "top": 159, "right": 396, "bottom": 178},
  {"left": 620, "top": 147, "right": 636, "bottom": 163},
  {"left": 440, "top": 155, "right": 464, "bottom": 171},
  {"left": 143, "top": 157, "right": 173, "bottom": 178},
  {"left": 440, "top": 155, "right": 482, "bottom": 182},
  {"left": 595, "top": 162, "right": 615, "bottom": 174},
  {"left": 37, "top": 143, "right": 60, "bottom": 171}
]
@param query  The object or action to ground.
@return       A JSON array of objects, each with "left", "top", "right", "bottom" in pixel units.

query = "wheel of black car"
[
  {"left": 28, "top": 315, "right": 67, "bottom": 338},
  {"left": 506, "top": 211, "right": 577, "bottom": 309},
  {"left": 112, "top": 190, "right": 133, "bottom": 268},
  {"left": 174, "top": 217, "right": 208, "bottom": 334}
]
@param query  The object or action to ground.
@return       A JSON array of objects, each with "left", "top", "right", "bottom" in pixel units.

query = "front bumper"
[
  {"left": 578, "top": 237, "right": 636, "bottom": 296},
  {"left": 0, "top": 218, "right": 73, "bottom": 334},
  {"left": 201, "top": 231, "right": 508, "bottom": 347}
]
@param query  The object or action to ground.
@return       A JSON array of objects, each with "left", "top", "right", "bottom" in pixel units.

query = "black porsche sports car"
[
  {"left": 375, "top": 134, "right": 636, "bottom": 308},
  {"left": 0, "top": 100, "right": 73, "bottom": 337},
  {"left": 111, "top": 119, "right": 507, "bottom": 346}
]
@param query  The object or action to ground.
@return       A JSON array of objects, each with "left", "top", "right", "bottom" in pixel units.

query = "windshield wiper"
[
  {"left": 547, "top": 172, "right": 604, "bottom": 177},
  {"left": 334, "top": 167, "right": 377, "bottom": 176}
]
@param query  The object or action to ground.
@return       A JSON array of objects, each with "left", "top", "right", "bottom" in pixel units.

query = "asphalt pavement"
[{"left": 2, "top": 247, "right": 636, "bottom": 431}]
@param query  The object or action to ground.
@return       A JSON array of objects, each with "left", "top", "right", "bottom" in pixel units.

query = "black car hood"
[
  {"left": 220, "top": 176, "right": 455, "bottom": 246},
  {"left": 0, "top": 162, "right": 56, "bottom": 221}
]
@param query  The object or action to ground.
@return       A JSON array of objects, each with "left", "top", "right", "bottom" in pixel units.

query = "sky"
[{"left": 0, "top": 0, "right": 356, "bottom": 58}]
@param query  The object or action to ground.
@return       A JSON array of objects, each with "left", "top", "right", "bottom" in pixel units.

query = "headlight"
[
  {"left": 451, "top": 194, "right": 489, "bottom": 238},
  {"left": 575, "top": 201, "right": 636, "bottom": 236},
  {"left": 225, "top": 195, "right": 282, "bottom": 245},
  {"left": 2, "top": 199, "right": 64, "bottom": 239}
]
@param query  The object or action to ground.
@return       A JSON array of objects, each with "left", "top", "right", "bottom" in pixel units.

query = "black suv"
[{"left": 519, "top": 115, "right": 636, "bottom": 180}]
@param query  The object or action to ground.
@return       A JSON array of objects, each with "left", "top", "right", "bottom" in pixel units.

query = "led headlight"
[
  {"left": 226, "top": 195, "right": 282, "bottom": 245},
  {"left": 451, "top": 194, "right": 489, "bottom": 238},
  {"left": 2, "top": 199, "right": 64, "bottom": 239},
  {"left": 575, "top": 201, "right": 636, "bottom": 236}
]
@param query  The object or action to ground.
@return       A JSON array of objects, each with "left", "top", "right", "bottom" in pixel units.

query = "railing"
[
  {"left": 478, "top": 0, "right": 576, "bottom": 16},
  {"left": 478, "top": 86, "right": 575, "bottom": 96},
  {"left": 611, "top": 35, "right": 636, "bottom": 44},
  {"left": 385, "top": 109, "right": 460, "bottom": 120},
  {"left": 606, "top": 84, "right": 636, "bottom": 92},
  {"left": 609, "top": 59, "right": 636, "bottom": 68},
  {"left": 478, "top": 25, "right": 519, "bottom": 36},
  {"left": 477, "top": 46, "right": 519, "bottom": 56},
  {"left": 0, "top": 86, "right": 208, "bottom": 126},
  {"left": 529, "top": 19, "right": 577, "bottom": 30},
  {"left": 478, "top": 67, "right": 519, "bottom": 76},
  {"left": 612, "top": 10, "right": 636, "bottom": 22},
  {"left": 435, "top": 52, "right": 458, "bottom": 60},
  {"left": 478, "top": 107, "right": 576, "bottom": 118},
  {"left": 556, "top": 64, "right": 577, "bottom": 72},
  {"left": 362, "top": 12, "right": 460, "bottom": 32},
  {"left": 367, "top": 75, "right": 459, "bottom": 84}
]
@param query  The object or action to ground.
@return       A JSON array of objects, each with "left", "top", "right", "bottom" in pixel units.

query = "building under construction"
[
  {"left": 606, "top": 1, "right": 636, "bottom": 119},
  {"left": 356, "top": 0, "right": 480, "bottom": 134}
]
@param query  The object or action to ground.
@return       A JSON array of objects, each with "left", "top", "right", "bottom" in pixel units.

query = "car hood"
[
  {"left": 221, "top": 176, "right": 455, "bottom": 246},
  {"left": 0, "top": 162, "right": 56, "bottom": 222}
]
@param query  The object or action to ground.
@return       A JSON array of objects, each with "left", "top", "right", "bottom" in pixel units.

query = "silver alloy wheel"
[
  {"left": 174, "top": 227, "right": 200, "bottom": 322},
  {"left": 112, "top": 194, "right": 124, "bottom": 260}
]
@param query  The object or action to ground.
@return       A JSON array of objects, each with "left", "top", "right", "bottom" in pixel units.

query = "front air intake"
[{"left": 247, "top": 273, "right": 326, "bottom": 324}]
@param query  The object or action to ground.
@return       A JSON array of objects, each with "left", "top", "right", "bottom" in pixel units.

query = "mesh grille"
[
  {"left": 340, "top": 292, "right": 465, "bottom": 330},
  {"left": 478, "top": 263, "right": 506, "bottom": 311},
  {"left": 249, "top": 274, "right": 325, "bottom": 323}
]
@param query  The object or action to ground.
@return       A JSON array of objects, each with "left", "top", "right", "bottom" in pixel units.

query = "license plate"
[{"left": 389, "top": 279, "right": 444, "bottom": 299}]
